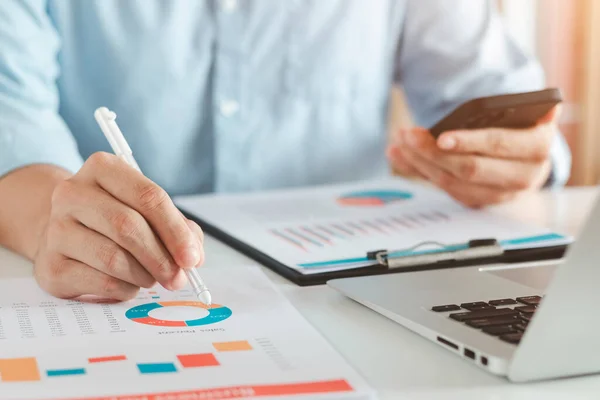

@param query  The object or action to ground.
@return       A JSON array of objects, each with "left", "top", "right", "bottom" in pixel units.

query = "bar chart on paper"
[
  {"left": 0, "top": 267, "right": 373, "bottom": 400},
  {"left": 0, "top": 340, "right": 255, "bottom": 380},
  {"left": 175, "top": 178, "right": 570, "bottom": 275},
  {"left": 269, "top": 211, "right": 451, "bottom": 252}
]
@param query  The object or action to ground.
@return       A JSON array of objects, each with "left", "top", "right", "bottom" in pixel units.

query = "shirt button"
[
  {"left": 220, "top": 0, "right": 238, "bottom": 12},
  {"left": 219, "top": 100, "right": 240, "bottom": 117}
]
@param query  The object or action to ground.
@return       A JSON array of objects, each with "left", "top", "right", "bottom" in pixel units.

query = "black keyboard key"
[
  {"left": 466, "top": 316, "right": 518, "bottom": 329},
  {"left": 520, "top": 314, "right": 533, "bottom": 322},
  {"left": 449, "top": 308, "right": 517, "bottom": 322},
  {"left": 460, "top": 302, "right": 490, "bottom": 311},
  {"left": 516, "top": 296, "right": 542, "bottom": 306},
  {"left": 515, "top": 323, "right": 528, "bottom": 332},
  {"left": 469, "top": 305, "right": 494, "bottom": 311},
  {"left": 488, "top": 298, "right": 518, "bottom": 306},
  {"left": 514, "top": 305, "right": 536, "bottom": 314},
  {"left": 431, "top": 304, "right": 461, "bottom": 312},
  {"left": 482, "top": 325, "right": 519, "bottom": 336},
  {"left": 499, "top": 332, "right": 523, "bottom": 344}
]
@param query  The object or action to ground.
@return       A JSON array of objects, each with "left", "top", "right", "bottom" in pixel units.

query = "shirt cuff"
[{"left": 544, "top": 128, "right": 571, "bottom": 188}]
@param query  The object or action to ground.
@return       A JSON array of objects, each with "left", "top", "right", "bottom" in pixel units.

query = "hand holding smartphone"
[{"left": 429, "top": 88, "right": 563, "bottom": 139}]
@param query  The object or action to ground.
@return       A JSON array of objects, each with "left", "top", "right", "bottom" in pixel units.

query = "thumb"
[{"left": 538, "top": 104, "right": 562, "bottom": 125}]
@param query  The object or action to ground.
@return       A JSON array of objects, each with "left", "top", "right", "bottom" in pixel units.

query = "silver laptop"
[{"left": 327, "top": 199, "right": 600, "bottom": 382}]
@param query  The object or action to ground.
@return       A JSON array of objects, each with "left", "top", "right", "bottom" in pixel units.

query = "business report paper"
[
  {"left": 0, "top": 266, "right": 373, "bottom": 400},
  {"left": 176, "top": 178, "right": 570, "bottom": 274}
]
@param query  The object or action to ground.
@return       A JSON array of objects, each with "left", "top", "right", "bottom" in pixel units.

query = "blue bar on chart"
[
  {"left": 317, "top": 225, "right": 345, "bottom": 239},
  {"left": 332, "top": 224, "right": 355, "bottom": 236},
  {"left": 376, "top": 218, "right": 399, "bottom": 232},
  {"left": 391, "top": 216, "right": 413, "bottom": 229},
  {"left": 270, "top": 229, "right": 307, "bottom": 251},
  {"left": 346, "top": 222, "right": 368, "bottom": 234},
  {"left": 137, "top": 362, "right": 177, "bottom": 374},
  {"left": 46, "top": 368, "right": 86, "bottom": 377},
  {"left": 301, "top": 227, "right": 333, "bottom": 244},
  {"left": 361, "top": 220, "right": 388, "bottom": 235},
  {"left": 285, "top": 228, "right": 324, "bottom": 247}
]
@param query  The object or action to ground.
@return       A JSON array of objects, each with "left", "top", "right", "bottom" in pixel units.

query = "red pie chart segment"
[{"left": 337, "top": 190, "right": 413, "bottom": 207}]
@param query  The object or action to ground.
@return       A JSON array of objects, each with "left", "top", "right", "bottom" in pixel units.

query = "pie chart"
[
  {"left": 337, "top": 189, "right": 413, "bottom": 207},
  {"left": 125, "top": 301, "right": 232, "bottom": 327}
]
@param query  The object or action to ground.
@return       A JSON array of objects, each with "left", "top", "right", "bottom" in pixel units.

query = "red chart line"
[
  {"left": 88, "top": 355, "right": 127, "bottom": 363},
  {"left": 391, "top": 216, "right": 414, "bottom": 229},
  {"left": 362, "top": 220, "right": 389, "bottom": 235},
  {"left": 347, "top": 222, "right": 369, "bottom": 235},
  {"left": 419, "top": 212, "right": 438, "bottom": 223},
  {"left": 301, "top": 227, "right": 333, "bottom": 244},
  {"left": 433, "top": 211, "right": 450, "bottom": 221},
  {"left": 333, "top": 224, "right": 355, "bottom": 236},
  {"left": 286, "top": 228, "right": 324, "bottom": 247},
  {"left": 406, "top": 215, "right": 426, "bottom": 227},
  {"left": 270, "top": 230, "right": 308, "bottom": 252},
  {"left": 376, "top": 218, "right": 400, "bottom": 232},
  {"left": 317, "top": 225, "right": 346, "bottom": 239}
]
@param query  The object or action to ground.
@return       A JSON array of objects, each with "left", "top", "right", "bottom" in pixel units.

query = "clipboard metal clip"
[{"left": 366, "top": 239, "right": 504, "bottom": 269}]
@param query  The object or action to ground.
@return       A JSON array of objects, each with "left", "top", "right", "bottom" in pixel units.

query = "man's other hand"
[{"left": 387, "top": 106, "right": 560, "bottom": 208}]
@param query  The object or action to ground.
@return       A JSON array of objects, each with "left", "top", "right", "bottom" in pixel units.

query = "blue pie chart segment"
[{"left": 186, "top": 306, "right": 232, "bottom": 326}]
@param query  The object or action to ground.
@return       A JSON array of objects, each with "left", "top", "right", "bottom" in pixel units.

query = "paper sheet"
[
  {"left": 175, "top": 178, "right": 570, "bottom": 274},
  {"left": 0, "top": 266, "right": 374, "bottom": 400}
]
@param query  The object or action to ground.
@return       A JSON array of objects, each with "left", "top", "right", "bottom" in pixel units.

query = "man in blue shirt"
[{"left": 0, "top": 1, "right": 571, "bottom": 300}]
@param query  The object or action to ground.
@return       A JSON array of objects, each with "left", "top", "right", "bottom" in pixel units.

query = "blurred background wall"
[{"left": 389, "top": 0, "right": 600, "bottom": 186}]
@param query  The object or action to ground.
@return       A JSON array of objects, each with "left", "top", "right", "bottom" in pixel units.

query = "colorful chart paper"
[
  {"left": 0, "top": 267, "right": 373, "bottom": 400},
  {"left": 176, "top": 178, "right": 571, "bottom": 275}
]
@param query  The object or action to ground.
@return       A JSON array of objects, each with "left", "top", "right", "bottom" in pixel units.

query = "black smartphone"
[{"left": 429, "top": 88, "right": 563, "bottom": 139}]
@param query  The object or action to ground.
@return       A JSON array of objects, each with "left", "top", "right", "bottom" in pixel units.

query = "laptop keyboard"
[{"left": 431, "top": 295, "right": 542, "bottom": 345}]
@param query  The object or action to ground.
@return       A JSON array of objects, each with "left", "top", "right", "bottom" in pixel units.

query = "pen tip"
[{"left": 199, "top": 291, "right": 212, "bottom": 307}]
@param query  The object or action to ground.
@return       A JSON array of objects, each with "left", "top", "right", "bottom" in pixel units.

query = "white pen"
[{"left": 94, "top": 107, "right": 212, "bottom": 306}]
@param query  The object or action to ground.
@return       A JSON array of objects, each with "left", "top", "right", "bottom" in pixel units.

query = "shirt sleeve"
[
  {"left": 395, "top": 0, "right": 571, "bottom": 187},
  {"left": 0, "top": 0, "right": 83, "bottom": 179}
]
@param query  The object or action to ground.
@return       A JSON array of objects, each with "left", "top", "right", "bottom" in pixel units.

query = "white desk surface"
[{"left": 1, "top": 187, "right": 599, "bottom": 400}]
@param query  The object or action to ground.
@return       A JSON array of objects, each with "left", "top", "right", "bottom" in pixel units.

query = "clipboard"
[{"left": 181, "top": 209, "right": 568, "bottom": 286}]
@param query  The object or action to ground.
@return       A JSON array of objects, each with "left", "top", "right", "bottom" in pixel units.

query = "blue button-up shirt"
[{"left": 0, "top": 0, "right": 571, "bottom": 195}]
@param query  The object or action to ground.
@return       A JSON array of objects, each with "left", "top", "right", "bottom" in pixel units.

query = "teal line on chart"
[
  {"left": 297, "top": 233, "right": 566, "bottom": 268},
  {"left": 137, "top": 363, "right": 177, "bottom": 374},
  {"left": 46, "top": 368, "right": 86, "bottom": 377},
  {"left": 501, "top": 233, "right": 565, "bottom": 246}
]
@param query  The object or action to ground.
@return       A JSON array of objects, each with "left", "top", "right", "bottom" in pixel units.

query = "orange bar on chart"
[
  {"left": 0, "top": 358, "right": 41, "bottom": 382},
  {"left": 88, "top": 355, "right": 127, "bottom": 363},
  {"left": 177, "top": 353, "right": 220, "bottom": 368},
  {"left": 213, "top": 340, "right": 253, "bottom": 352}
]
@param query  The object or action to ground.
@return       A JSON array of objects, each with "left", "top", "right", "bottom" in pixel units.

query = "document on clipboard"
[{"left": 175, "top": 178, "right": 571, "bottom": 283}]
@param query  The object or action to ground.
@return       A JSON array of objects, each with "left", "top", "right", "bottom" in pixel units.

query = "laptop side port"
[
  {"left": 464, "top": 348, "right": 475, "bottom": 360},
  {"left": 436, "top": 336, "right": 459, "bottom": 350}
]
